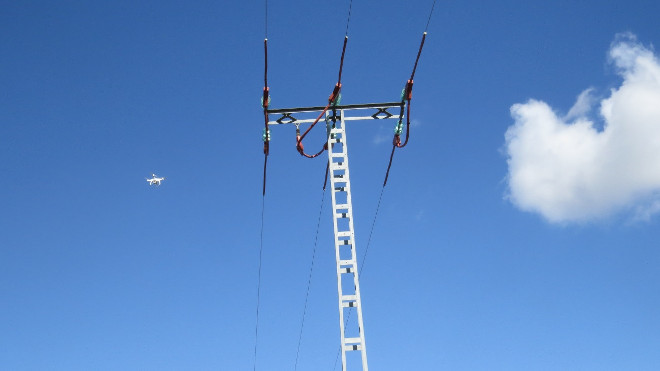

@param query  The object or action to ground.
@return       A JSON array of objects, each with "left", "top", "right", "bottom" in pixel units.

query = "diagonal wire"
[
  {"left": 294, "top": 188, "right": 327, "bottom": 370},
  {"left": 264, "top": 0, "right": 268, "bottom": 38},
  {"left": 358, "top": 185, "right": 385, "bottom": 276},
  {"left": 425, "top": 0, "right": 438, "bottom": 32},
  {"left": 344, "top": 0, "right": 353, "bottom": 36},
  {"left": 254, "top": 195, "right": 266, "bottom": 371},
  {"left": 332, "top": 185, "right": 386, "bottom": 370},
  {"left": 256, "top": 1, "right": 268, "bottom": 367}
]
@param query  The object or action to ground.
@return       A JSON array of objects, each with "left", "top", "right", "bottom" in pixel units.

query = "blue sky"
[{"left": 2, "top": 1, "right": 660, "bottom": 370}]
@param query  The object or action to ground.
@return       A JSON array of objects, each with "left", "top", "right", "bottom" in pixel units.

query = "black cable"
[
  {"left": 256, "top": 3, "right": 269, "bottom": 364},
  {"left": 253, "top": 195, "right": 266, "bottom": 371},
  {"left": 425, "top": 0, "right": 437, "bottom": 32},
  {"left": 264, "top": 39, "right": 268, "bottom": 88},
  {"left": 263, "top": 154, "right": 268, "bottom": 196},
  {"left": 338, "top": 36, "right": 348, "bottom": 84},
  {"left": 294, "top": 188, "right": 327, "bottom": 370},
  {"left": 262, "top": 39, "right": 270, "bottom": 195},
  {"left": 344, "top": 0, "right": 353, "bottom": 37},
  {"left": 410, "top": 32, "right": 427, "bottom": 82},
  {"left": 383, "top": 143, "right": 396, "bottom": 186},
  {"left": 358, "top": 185, "right": 384, "bottom": 276}
]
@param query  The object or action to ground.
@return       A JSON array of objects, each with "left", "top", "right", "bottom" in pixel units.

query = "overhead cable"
[
  {"left": 253, "top": 196, "right": 266, "bottom": 371},
  {"left": 293, "top": 188, "right": 327, "bottom": 370}
]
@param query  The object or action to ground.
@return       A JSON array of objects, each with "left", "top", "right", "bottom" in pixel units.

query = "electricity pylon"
[{"left": 267, "top": 102, "right": 404, "bottom": 371}]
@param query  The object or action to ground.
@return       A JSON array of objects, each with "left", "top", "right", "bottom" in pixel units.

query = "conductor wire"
[
  {"left": 255, "top": 0, "right": 270, "bottom": 364},
  {"left": 294, "top": 188, "right": 327, "bottom": 370},
  {"left": 425, "top": 0, "right": 437, "bottom": 32},
  {"left": 344, "top": 0, "right": 353, "bottom": 36},
  {"left": 253, "top": 195, "right": 266, "bottom": 371}
]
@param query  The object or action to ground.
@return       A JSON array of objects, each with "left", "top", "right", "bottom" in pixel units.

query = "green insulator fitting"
[
  {"left": 331, "top": 93, "right": 342, "bottom": 106},
  {"left": 262, "top": 128, "right": 271, "bottom": 142},
  {"left": 394, "top": 122, "right": 403, "bottom": 135}
]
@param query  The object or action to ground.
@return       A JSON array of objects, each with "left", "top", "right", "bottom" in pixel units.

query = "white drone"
[{"left": 146, "top": 173, "right": 165, "bottom": 186}]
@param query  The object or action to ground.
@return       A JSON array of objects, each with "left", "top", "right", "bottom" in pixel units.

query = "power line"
[
  {"left": 253, "top": 196, "right": 266, "bottom": 371},
  {"left": 358, "top": 186, "right": 384, "bottom": 276},
  {"left": 425, "top": 0, "right": 438, "bottom": 32},
  {"left": 294, "top": 188, "right": 327, "bottom": 370},
  {"left": 345, "top": 0, "right": 353, "bottom": 37},
  {"left": 255, "top": 1, "right": 269, "bottom": 367}
]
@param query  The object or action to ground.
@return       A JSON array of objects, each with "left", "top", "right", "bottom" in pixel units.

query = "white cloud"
[
  {"left": 632, "top": 198, "right": 660, "bottom": 223},
  {"left": 504, "top": 33, "right": 660, "bottom": 223},
  {"left": 564, "top": 87, "right": 596, "bottom": 121}
]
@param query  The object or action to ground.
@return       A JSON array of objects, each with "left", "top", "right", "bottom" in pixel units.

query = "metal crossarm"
[
  {"left": 267, "top": 102, "right": 403, "bottom": 114},
  {"left": 266, "top": 103, "right": 403, "bottom": 371},
  {"left": 267, "top": 102, "right": 404, "bottom": 126}
]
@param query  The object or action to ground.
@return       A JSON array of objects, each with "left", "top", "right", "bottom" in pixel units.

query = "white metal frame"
[{"left": 267, "top": 102, "right": 404, "bottom": 371}]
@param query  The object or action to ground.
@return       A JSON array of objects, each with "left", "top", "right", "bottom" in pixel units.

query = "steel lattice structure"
[{"left": 267, "top": 102, "right": 404, "bottom": 371}]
